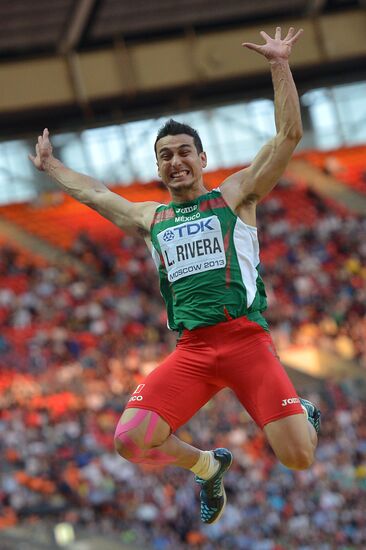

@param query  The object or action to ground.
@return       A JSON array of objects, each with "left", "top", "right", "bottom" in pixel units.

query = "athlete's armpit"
[{"left": 219, "top": 132, "right": 298, "bottom": 210}]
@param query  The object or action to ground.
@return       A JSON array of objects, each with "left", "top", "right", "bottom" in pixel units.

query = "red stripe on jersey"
[
  {"left": 199, "top": 197, "right": 227, "bottom": 212},
  {"left": 223, "top": 306, "right": 233, "bottom": 320},
  {"left": 224, "top": 230, "right": 231, "bottom": 287},
  {"left": 152, "top": 208, "right": 175, "bottom": 225}
]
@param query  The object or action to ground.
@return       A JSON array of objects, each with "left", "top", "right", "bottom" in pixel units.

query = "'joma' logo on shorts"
[{"left": 282, "top": 398, "right": 300, "bottom": 406}]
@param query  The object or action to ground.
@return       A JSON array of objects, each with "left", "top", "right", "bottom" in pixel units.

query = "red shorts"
[{"left": 126, "top": 316, "right": 303, "bottom": 432}]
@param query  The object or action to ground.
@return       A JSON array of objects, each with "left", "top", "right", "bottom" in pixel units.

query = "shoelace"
[
  {"left": 197, "top": 473, "right": 223, "bottom": 498},
  {"left": 212, "top": 478, "right": 222, "bottom": 497}
]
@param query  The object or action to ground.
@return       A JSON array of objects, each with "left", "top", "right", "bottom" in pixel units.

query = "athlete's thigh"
[
  {"left": 223, "top": 332, "right": 303, "bottom": 429},
  {"left": 125, "top": 340, "right": 223, "bottom": 432},
  {"left": 264, "top": 413, "right": 312, "bottom": 454}
]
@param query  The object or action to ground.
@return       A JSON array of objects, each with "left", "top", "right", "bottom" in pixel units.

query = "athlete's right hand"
[{"left": 28, "top": 128, "right": 54, "bottom": 171}]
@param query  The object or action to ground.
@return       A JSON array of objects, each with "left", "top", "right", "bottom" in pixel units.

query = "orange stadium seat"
[
  {"left": 304, "top": 145, "right": 366, "bottom": 195},
  {"left": 0, "top": 165, "right": 343, "bottom": 257}
]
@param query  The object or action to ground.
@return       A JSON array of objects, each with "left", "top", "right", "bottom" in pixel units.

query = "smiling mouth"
[{"left": 171, "top": 170, "right": 189, "bottom": 179}]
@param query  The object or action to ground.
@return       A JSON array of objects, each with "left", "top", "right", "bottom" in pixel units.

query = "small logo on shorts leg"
[
  {"left": 133, "top": 384, "right": 145, "bottom": 394},
  {"left": 282, "top": 397, "right": 300, "bottom": 407},
  {"left": 129, "top": 395, "right": 143, "bottom": 402},
  {"left": 128, "top": 383, "right": 145, "bottom": 403}
]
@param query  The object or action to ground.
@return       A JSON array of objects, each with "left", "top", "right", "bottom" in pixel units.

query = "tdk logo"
[{"left": 162, "top": 219, "right": 215, "bottom": 241}]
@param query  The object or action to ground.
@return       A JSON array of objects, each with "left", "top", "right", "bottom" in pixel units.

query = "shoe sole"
[{"left": 207, "top": 452, "right": 233, "bottom": 525}]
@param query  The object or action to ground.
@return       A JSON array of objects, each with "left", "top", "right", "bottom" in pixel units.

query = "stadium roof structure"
[
  {"left": 0, "top": 0, "right": 361, "bottom": 60},
  {"left": 0, "top": 0, "right": 365, "bottom": 137}
]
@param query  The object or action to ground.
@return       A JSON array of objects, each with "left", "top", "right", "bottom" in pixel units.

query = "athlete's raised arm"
[
  {"left": 29, "top": 129, "right": 159, "bottom": 236},
  {"left": 221, "top": 26, "right": 303, "bottom": 211}
]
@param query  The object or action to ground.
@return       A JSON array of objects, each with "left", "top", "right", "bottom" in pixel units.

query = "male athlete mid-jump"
[{"left": 30, "top": 27, "right": 321, "bottom": 524}]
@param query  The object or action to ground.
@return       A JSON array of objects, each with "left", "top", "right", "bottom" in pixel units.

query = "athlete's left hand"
[{"left": 242, "top": 26, "right": 303, "bottom": 61}]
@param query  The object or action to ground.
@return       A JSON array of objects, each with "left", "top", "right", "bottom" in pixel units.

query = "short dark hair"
[{"left": 154, "top": 119, "right": 203, "bottom": 156}]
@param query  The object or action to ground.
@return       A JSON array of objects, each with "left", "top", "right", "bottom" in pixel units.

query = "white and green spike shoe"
[
  {"left": 300, "top": 398, "right": 321, "bottom": 435},
  {"left": 195, "top": 448, "right": 233, "bottom": 524}
]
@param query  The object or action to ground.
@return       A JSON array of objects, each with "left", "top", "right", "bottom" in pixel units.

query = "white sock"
[{"left": 190, "top": 451, "right": 220, "bottom": 480}]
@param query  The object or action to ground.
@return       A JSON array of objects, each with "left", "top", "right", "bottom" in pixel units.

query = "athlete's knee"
[
  {"left": 114, "top": 409, "right": 170, "bottom": 461},
  {"left": 265, "top": 414, "right": 316, "bottom": 471},
  {"left": 114, "top": 433, "right": 138, "bottom": 460},
  {"left": 277, "top": 445, "right": 315, "bottom": 470}
]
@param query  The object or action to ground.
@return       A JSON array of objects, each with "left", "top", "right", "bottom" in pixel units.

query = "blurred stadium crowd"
[{"left": 0, "top": 178, "right": 365, "bottom": 549}]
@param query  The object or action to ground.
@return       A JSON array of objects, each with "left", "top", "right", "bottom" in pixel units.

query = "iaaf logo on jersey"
[
  {"left": 175, "top": 205, "right": 198, "bottom": 214},
  {"left": 162, "top": 219, "right": 215, "bottom": 242}
]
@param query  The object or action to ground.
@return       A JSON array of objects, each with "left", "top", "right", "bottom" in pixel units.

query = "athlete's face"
[{"left": 155, "top": 134, "right": 207, "bottom": 192}]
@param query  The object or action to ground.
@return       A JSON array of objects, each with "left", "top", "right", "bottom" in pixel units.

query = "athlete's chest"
[{"left": 155, "top": 206, "right": 231, "bottom": 282}]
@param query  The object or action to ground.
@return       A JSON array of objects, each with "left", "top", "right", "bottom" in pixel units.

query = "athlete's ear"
[
  {"left": 200, "top": 152, "right": 207, "bottom": 169},
  {"left": 156, "top": 160, "right": 161, "bottom": 178}
]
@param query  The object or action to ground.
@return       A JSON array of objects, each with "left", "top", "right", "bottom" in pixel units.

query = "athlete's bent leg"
[
  {"left": 114, "top": 407, "right": 233, "bottom": 525},
  {"left": 114, "top": 407, "right": 201, "bottom": 468},
  {"left": 115, "top": 336, "right": 233, "bottom": 525},
  {"left": 264, "top": 413, "right": 317, "bottom": 470},
  {"left": 114, "top": 339, "right": 224, "bottom": 473},
  {"left": 216, "top": 323, "right": 320, "bottom": 471}
]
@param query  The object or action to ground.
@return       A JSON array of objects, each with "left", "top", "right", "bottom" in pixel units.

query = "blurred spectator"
[{"left": 0, "top": 180, "right": 365, "bottom": 548}]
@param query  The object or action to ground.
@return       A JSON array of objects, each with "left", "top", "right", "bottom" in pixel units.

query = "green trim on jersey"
[{"left": 150, "top": 189, "right": 268, "bottom": 332}]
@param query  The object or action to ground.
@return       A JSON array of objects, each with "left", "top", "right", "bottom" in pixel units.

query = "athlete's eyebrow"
[{"left": 158, "top": 144, "right": 193, "bottom": 156}]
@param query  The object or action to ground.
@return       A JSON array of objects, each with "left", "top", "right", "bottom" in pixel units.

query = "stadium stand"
[
  {"left": 1, "top": 166, "right": 364, "bottom": 369},
  {"left": 0, "top": 168, "right": 365, "bottom": 548},
  {"left": 0, "top": 0, "right": 365, "bottom": 547},
  {"left": 303, "top": 146, "right": 366, "bottom": 196}
]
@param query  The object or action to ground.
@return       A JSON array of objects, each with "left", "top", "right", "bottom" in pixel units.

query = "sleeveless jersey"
[{"left": 150, "top": 188, "right": 268, "bottom": 332}]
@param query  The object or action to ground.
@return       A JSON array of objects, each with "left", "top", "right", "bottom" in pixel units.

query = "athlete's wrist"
[
  {"left": 43, "top": 156, "right": 63, "bottom": 175},
  {"left": 268, "top": 57, "right": 290, "bottom": 66}
]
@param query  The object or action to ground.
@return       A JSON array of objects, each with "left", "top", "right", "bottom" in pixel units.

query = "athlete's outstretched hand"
[
  {"left": 29, "top": 128, "right": 54, "bottom": 171},
  {"left": 242, "top": 26, "right": 303, "bottom": 61}
]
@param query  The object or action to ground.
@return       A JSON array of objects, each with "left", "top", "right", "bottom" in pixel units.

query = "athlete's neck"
[{"left": 170, "top": 184, "right": 209, "bottom": 204}]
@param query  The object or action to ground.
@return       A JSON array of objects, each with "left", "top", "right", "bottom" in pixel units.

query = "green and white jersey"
[{"left": 150, "top": 188, "right": 268, "bottom": 332}]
